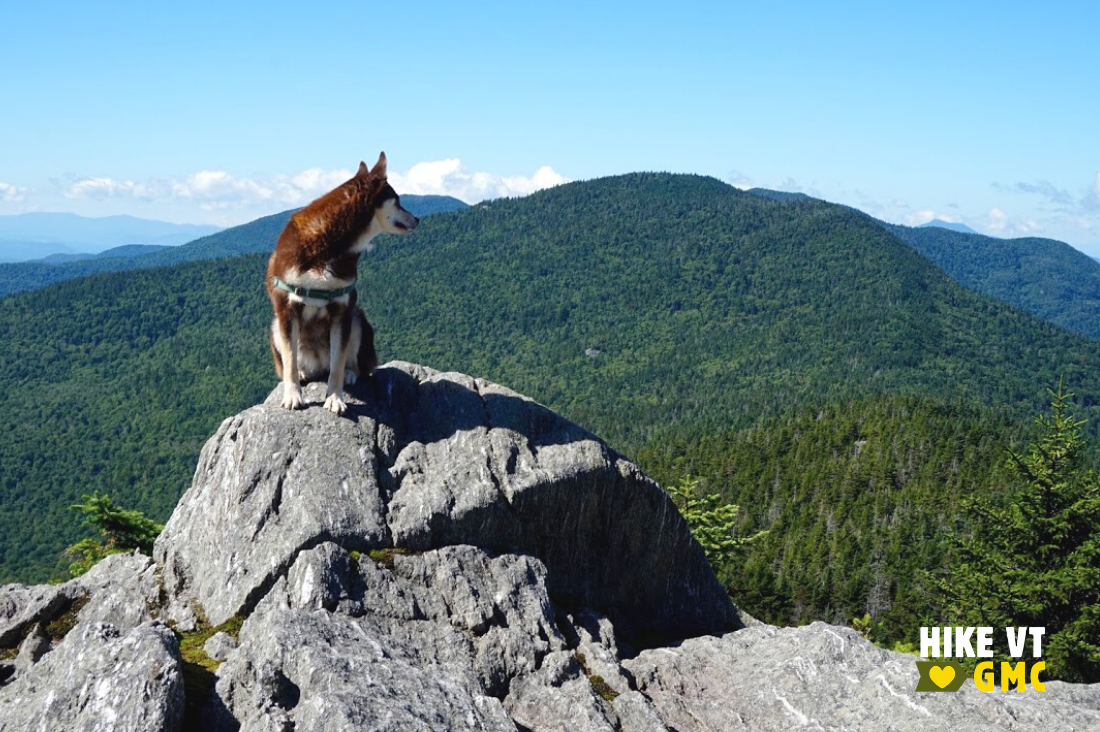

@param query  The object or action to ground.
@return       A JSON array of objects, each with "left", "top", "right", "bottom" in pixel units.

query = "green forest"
[
  {"left": 887, "top": 223, "right": 1100, "bottom": 341},
  {"left": 1, "top": 174, "right": 1098, "bottom": 675},
  {"left": 638, "top": 395, "right": 1024, "bottom": 642}
]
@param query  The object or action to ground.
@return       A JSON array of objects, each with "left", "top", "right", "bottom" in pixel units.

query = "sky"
[{"left": 1, "top": 1, "right": 1098, "bottom": 252}]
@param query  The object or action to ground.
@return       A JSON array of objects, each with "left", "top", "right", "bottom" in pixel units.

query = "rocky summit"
[{"left": 1, "top": 362, "right": 1099, "bottom": 731}]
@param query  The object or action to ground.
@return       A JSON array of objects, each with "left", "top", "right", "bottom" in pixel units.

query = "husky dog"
[{"left": 266, "top": 152, "right": 419, "bottom": 414}]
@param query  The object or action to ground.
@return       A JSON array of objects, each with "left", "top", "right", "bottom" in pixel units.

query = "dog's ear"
[
  {"left": 370, "top": 151, "right": 388, "bottom": 178},
  {"left": 357, "top": 161, "right": 369, "bottom": 176}
]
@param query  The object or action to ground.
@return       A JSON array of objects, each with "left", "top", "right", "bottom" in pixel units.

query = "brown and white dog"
[{"left": 266, "top": 152, "right": 419, "bottom": 414}]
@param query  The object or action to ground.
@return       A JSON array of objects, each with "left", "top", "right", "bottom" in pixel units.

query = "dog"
[{"left": 266, "top": 152, "right": 419, "bottom": 414}]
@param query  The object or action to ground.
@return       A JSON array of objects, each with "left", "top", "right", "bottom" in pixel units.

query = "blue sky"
[{"left": 1, "top": 1, "right": 1098, "bottom": 252}]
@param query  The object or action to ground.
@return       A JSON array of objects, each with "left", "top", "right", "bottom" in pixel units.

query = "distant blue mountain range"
[
  {"left": 33, "top": 244, "right": 172, "bottom": 263},
  {"left": 917, "top": 219, "right": 979, "bottom": 235},
  {"left": 0, "top": 213, "right": 224, "bottom": 262},
  {"left": 0, "top": 195, "right": 468, "bottom": 296}
]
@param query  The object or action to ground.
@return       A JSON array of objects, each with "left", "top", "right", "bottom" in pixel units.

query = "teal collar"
[{"left": 272, "top": 276, "right": 356, "bottom": 301}]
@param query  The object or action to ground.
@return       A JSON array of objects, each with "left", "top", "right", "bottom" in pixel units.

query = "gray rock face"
[
  {"left": 204, "top": 631, "right": 237, "bottom": 662},
  {"left": 0, "top": 581, "right": 83, "bottom": 649},
  {"left": 74, "top": 553, "right": 164, "bottom": 630},
  {"left": 154, "top": 362, "right": 738, "bottom": 643},
  {"left": 0, "top": 551, "right": 164, "bottom": 694},
  {"left": 623, "top": 622, "right": 1100, "bottom": 731},
  {"left": 5, "top": 362, "right": 1100, "bottom": 731},
  {"left": 0, "top": 621, "right": 183, "bottom": 732},
  {"left": 215, "top": 543, "right": 558, "bottom": 732}
]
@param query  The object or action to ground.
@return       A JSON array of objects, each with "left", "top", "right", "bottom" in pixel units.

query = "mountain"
[
  {"left": 36, "top": 244, "right": 172, "bottom": 263},
  {"left": 917, "top": 218, "right": 979, "bottom": 234},
  {"left": 0, "top": 195, "right": 467, "bottom": 297},
  {"left": 0, "top": 213, "right": 222, "bottom": 262},
  {"left": 887, "top": 223, "right": 1100, "bottom": 340},
  {"left": 744, "top": 190, "right": 1100, "bottom": 343},
  {"left": 6, "top": 173, "right": 1100, "bottom": 637},
  {"left": 746, "top": 187, "right": 813, "bottom": 203}
]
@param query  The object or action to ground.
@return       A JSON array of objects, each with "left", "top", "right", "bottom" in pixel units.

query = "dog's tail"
[
  {"left": 269, "top": 327, "right": 284, "bottom": 379},
  {"left": 356, "top": 308, "right": 378, "bottom": 378}
]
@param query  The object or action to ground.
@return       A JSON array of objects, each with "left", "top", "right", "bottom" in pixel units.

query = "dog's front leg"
[
  {"left": 278, "top": 313, "right": 304, "bottom": 410},
  {"left": 323, "top": 313, "right": 353, "bottom": 414}
]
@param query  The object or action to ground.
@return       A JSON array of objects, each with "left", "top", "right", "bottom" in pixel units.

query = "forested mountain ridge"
[
  {"left": 886, "top": 222, "right": 1100, "bottom": 341},
  {"left": 4, "top": 173, "right": 1100, "bottom": 598},
  {"left": 359, "top": 174, "right": 1100, "bottom": 438},
  {"left": 0, "top": 194, "right": 467, "bottom": 297},
  {"left": 745, "top": 188, "right": 1100, "bottom": 342}
]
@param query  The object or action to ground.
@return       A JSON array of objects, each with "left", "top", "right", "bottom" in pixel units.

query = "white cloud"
[
  {"left": 993, "top": 180, "right": 1075, "bottom": 207},
  {"left": 903, "top": 209, "right": 969, "bottom": 227},
  {"left": 995, "top": 173, "right": 1100, "bottom": 218},
  {"left": 388, "top": 159, "right": 569, "bottom": 203},
  {"left": 0, "top": 182, "right": 26, "bottom": 202},
  {"left": 169, "top": 168, "right": 353, "bottom": 207},
  {"left": 985, "top": 208, "right": 1041, "bottom": 236},
  {"left": 1087, "top": 172, "right": 1100, "bottom": 211},
  {"left": 772, "top": 177, "right": 826, "bottom": 200},
  {"left": 905, "top": 210, "right": 935, "bottom": 226},
  {"left": 65, "top": 177, "right": 159, "bottom": 200},
  {"left": 65, "top": 169, "right": 354, "bottom": 208},
  {"left": 726, "top": 170, "right": 753, "bottom": 190},
  {"left": 988, "top": 208, "right": 1008, "bottom": 232},
  {"left": 59, "top": 159, "right": 568, "bottom": 216}
]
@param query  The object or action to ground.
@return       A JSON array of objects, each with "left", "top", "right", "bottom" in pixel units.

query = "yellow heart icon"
[{"left": 929, "top": 665, "right": 955, "bottom": 689}]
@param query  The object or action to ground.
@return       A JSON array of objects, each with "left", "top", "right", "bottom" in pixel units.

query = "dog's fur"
[{"left": 266, "top": 152, "right": 418, "bottom": 414}]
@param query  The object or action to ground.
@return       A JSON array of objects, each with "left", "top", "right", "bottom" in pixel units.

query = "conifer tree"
[
  {"left": 941, "top": 383, "right": 1100, "bottom": 682},
  {"left": 64, "top": 493, "right": 164, "bottom": 578},
  {"left": 668, "top": 475, "right": 767, "bottom": 579}
]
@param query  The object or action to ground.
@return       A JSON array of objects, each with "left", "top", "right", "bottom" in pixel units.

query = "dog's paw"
[
  {"left": 324, "top": 393, "right": 347, "bottom": 415},
  {"left": 344, "top": 371, "right": 357, "bottom": 386},
  {"left": 281, "top": 385, "right": 304, "bottom": 410}
]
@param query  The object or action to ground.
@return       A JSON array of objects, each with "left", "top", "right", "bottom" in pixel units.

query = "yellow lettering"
[
  {"left": 974, "top": 661, "right": 995, "bottom": 692},
  {"left": 1031, "top": 661, "right": 1046, "bottom": 691},
  {"left": 1001, "top": 661, "right": 1026, "bottom": 691}
]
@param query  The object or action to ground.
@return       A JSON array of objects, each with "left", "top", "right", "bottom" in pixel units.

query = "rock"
[
  {"left": 0, "top": 621, "right": 183, "bottom": 732},
  {"left": 13, "top": 623, "right": 51, "bottom": 669},
  {"left": 0, "top": 552, "right": 174, "bottom": 731},
  {"left": 0, "top": 552, "right": 160, "bottom": 646},
  {"left": 285, "top": 542, "right": 352, "bottom": 614},
  {"left": 569, "top": 609, "right": 634, "bottom": 697},
  {"left": 351, "top": 545, "right": 566, "bottom": 697},
  {"left": 505, "top": 650, "right": 618, "bottom": 732},
  {"left": 0, "top": 582, "right": 82, "bottom": 649},
  {"left": 216, "top": 603, "right": 518, "bottom": 732},
  {"left": 155, "top": 362, "right": 739, "bottom": 643},
  {"left": 214, "top": 543, "right": 555, "bottom": 732},
  {"left": 622, "top": 622, "right": 1100, "bottom": 731},
  {"left": 75, "top": 552, "right": 163, "bottom": 630},
  {"left": 5, "top": 362, "right": 1100, "bottom": 731},
  {"left": 204, "top": 631, "right": 238, "bottom": 662},
  {"left": 0, "top": 550, "right": 163, "bottom": 697},
  {"left": 612, "top": 691, "right": 671, "bottom": 732}
]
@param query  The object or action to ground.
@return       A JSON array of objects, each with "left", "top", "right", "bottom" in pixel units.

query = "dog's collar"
[{"left": 272, "top": 276, "right": 356, "bottom": 301}]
